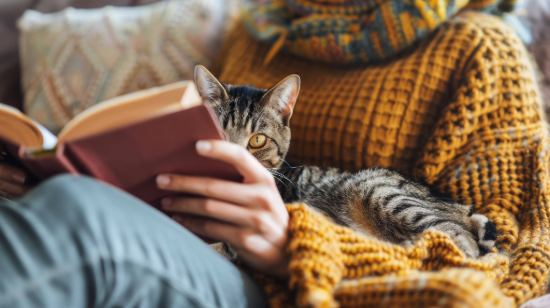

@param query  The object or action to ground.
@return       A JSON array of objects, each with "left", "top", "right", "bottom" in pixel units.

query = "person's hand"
[
  {"left": 156, "top": 140, "right": 290, "bottom": 279},
  {"left": 0, "top": 161, "right": 32, "bottom": 200}
]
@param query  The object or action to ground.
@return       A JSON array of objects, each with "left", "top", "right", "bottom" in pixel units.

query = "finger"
[
  {"left": 196, "top": 140, "right": 274, "bottom": 185},
  {"left": 174, "top": 213, "right": 285, "bottom": 247},
  {"left": 163, "top": 197, "right": 281, "bottom": 234},
  {"left": 164, "top": 197, "right": 251, "bottom": 224},
  {"left": 0, "top": 190, "right": 18, "bottom": 201},
  {"left": 157, "top": 175, "right": 272, "bottom": 209},
  {"left": 170, "top": 215, "right": 219, "bottom": 244},
  {"left": 0, "top": 163, "right": 27, "bottom": 184},
  {"left": 174, "top": 215, "right": 245, "bottom": 246},
  {"left": 0, "top": 180, "right": 31, "bottom": 196}
]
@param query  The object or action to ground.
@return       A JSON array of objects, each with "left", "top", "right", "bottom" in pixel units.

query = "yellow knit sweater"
[{"left": 214, "top": 11, "right": 549, "bottom": 308}]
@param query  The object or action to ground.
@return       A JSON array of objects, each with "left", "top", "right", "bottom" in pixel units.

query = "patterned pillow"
[{"left": 18, "top": 0, "right": 237, "bottom": 134}]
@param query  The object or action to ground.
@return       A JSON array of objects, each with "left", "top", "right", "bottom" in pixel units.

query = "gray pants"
[{"left": 0, "top": 175, "right": 266, "bottom": 308}]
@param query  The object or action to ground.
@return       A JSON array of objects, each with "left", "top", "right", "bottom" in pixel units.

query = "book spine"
[{"left": 16, "top": 144, "right": 79, "bottom": 179}]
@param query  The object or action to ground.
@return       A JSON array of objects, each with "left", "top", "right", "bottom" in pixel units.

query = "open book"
[{"left": 0, "top": 81, "right": 241, "bottom": 205}]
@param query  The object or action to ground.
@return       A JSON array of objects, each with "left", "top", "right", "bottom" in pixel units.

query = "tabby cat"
[{"left": 194, "top": 65, "right": 498, "bottom": 260}]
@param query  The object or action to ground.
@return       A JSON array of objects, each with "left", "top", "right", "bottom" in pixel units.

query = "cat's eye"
[{"left": 249, "top": 134, "right": 267, "bottom": 149}]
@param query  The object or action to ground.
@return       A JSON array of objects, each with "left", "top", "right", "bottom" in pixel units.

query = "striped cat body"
[{"left": 194, "top": 66, "right": 498, "bottom": 260}]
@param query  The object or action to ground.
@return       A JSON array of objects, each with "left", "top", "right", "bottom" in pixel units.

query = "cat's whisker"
[
  {"left": 277, "top": 165, "right": 308, "bottom": 169},
  {"left": 268, "top": 169, "right": 293, "bottom": 184},
  {"left": 268, "top": 170, "right": 286, "bottom": 183},
  {"left": 274, "top": 163, "right": 309, "bottom": 170},
  {"left": 282, "top": 159, "right": 311, "bottom": 169},
  {"left": 270, "top": 174, "right": 287, "bottom": 186},
  {"left": 282, "top": 159, "right": 292, "bottom": 168},
  {"left": 268, "top": 169, "right": 297, "bottom": 189},
  {"left": 268, "top": 172, "right": 289, "bottom": 188}
]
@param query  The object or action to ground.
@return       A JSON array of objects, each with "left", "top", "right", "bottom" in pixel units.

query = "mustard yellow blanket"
[{"left": 214, "top": 9, "right": 548, "bottom": 308}]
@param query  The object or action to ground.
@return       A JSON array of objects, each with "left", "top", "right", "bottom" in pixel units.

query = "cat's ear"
[
  {"left": 194, "top": 65, "right": 229, "bottom": 104},
  {"left": 261, "top": 74, "right": 300, "bottom": 125}
]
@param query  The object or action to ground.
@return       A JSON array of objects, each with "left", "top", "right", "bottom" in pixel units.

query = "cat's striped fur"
[{"left": 194, "top": 66, "right": 498, "bottom": 261}]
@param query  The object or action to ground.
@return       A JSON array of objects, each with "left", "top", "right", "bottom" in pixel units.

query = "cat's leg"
[
  {"left": 345, "top": 187, "right": 499, "bottom": 257},
  {"left": 425, "top": 211, "right": 498, "bottom": 258},
  {"left": 348, "top": 181, "right": 499, "bottom": 258},
  {"left": 357, "top": 170, "right": 499, "bottom": 258}
]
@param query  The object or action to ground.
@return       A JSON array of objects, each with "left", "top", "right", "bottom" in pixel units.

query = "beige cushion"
[
  {"left": 0, "top": 0, "right": 162, "bottom": 110},
  {"left": 18, "top": 0, "right": 235, "bottom": 134}
]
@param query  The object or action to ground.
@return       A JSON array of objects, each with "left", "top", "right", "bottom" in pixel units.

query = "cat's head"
[{"left": 194, "top": 65, "right": 300, "bottom": 169}]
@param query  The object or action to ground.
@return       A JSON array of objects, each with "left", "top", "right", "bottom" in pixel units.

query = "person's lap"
[{"left": 0, "top": 174, "right": 265, "bottom": 308}]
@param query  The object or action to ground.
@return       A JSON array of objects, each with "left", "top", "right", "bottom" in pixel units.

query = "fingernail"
[
  {"left": 196, "top": 141, "right": 212, "bottom": 154},
  {"left": 156, "top": 175, "right": 171, "bottom": 186},
  {"left": 12, "top": 173, "right": 25, "bottom": 184},
  {"left": 161, "top": 197, "right": 172, "bottom": 207}
]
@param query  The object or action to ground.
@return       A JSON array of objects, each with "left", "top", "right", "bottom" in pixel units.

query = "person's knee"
[
  {"left": 21, "top": 174, "right": 113, "bottom": 218},
  {"left": 24, "top": 174, "right": 151, "bottom": 223},
  {"left": 36, "top": 174, "right": 102, "bottom": 195}
]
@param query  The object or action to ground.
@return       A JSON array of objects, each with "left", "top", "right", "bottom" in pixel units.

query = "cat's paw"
[
  {"left": 429, "top": 222, "right": 481, "bottom": 258},
  {"left": 469, "top": 214, "right": 498, "bottom": 256},
  {"left": 427, "top": 214, "right": 498, "bottom": 258}
]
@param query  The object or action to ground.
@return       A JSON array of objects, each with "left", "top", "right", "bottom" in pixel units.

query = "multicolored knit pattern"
[
  {"left": 214, "top": 10, "right": 549, "bottom": 308},
  {"left": 241, "top": 0, "right": 520, "bottom": 64}
]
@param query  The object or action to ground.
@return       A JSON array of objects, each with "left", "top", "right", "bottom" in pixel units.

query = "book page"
[
  {"left": 0, "top": 103, "right": 45, "bottom": 149},
  {"left": 32, "top": 120, "right": 58, "bottom": 149},
  {"left": 57, "top": 81, "right": 202, "bottom": 143}
]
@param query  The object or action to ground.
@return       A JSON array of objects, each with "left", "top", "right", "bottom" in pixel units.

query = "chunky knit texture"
[
  {"left": 214, "top": 10, "right": 549, "bottom": 308},
  {"left": 248, "top": 204, "right": 512, "bottom": 308},
  {"left": 241, "top": 0, "right": 519, "bottom": 65}
]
